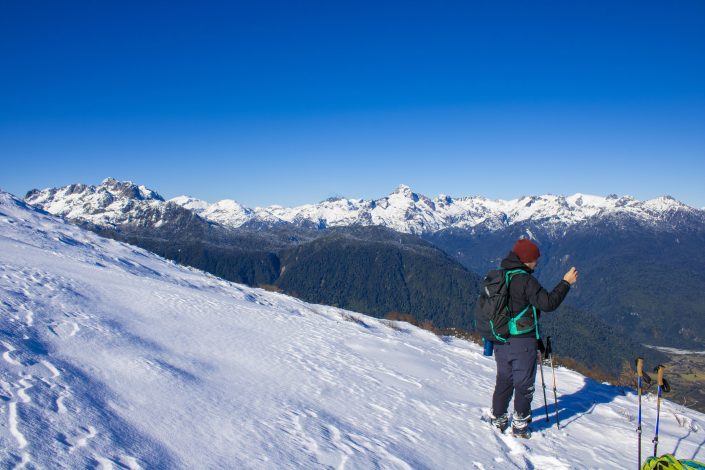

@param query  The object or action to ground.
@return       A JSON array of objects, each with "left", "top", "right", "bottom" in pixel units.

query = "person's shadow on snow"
[{"left": 531, "top": 376, "right": 626, "bottom": 432}]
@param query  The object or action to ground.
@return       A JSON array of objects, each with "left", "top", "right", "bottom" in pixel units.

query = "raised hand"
[{"left": 563, "top": 267, "right": 578, "bottom": 285}]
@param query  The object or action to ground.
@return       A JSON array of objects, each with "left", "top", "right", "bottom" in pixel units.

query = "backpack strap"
[
  {"left": 504, "top": 269, "right": 540, "bottom": 339},
  {"left": 680, "top": 459, "right": 705, "bottom": 470},
  {"left": 504, "top": 268, "right": 527, "bottom": 284}
]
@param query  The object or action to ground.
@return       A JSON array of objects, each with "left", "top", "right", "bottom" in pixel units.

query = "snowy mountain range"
[
  {"left": 2, "top": 188, "right": 704, "bottom": 468},
  {"left": 25, "top": 178, "right": 705, "bottom": 234}
]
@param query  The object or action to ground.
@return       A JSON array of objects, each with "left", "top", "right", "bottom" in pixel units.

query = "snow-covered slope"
[
  {"left": 2, "top": 189, "right": 704, "bottom": 468},
  {"left": 26, "top": 180, "right": 704, "bottom": 235}
]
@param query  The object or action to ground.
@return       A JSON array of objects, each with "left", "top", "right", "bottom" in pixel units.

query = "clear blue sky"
[{"left": 2, "top": 1, "right": 704, "bottom": 207}]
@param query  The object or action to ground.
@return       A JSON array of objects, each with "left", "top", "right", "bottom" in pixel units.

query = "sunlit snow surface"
[{"left": 1, "top": 191, "right": 703, "bottom": 469}]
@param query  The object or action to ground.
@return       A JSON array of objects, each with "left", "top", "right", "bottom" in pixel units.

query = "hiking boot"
[
  {"left": 489, "top": 413, "right": 509, "bottom": 433},
  {"left": 511, "top": 425, "right": 532, "bottom": 439},
  {"left": 512, "top": 413, "right": 531, "bottom": 438}
]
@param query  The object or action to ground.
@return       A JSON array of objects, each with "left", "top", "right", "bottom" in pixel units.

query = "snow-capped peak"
[
  {"left": 201, "top": 199, "right": 253, "bottom": 227},
  {"left": 25, "top": 179, "right": 167, "bottom": 228},
  {"left": 168, "top": 195, "right": 211, "bottom": 212},
  {"left": 98, "top": 177, "right": 163, "bottom": 201},
  {"left": 643, "top": 195, "right": 688, "bottom": 212},
  {"left": 25, "top": 180, "right": 704, "bottom": 235},
  {"left": 391, "top": 184, "right": 414, "bottom": 197},
  {"left": 175, "top": 188, "right": 702, "bottom": 234},
  {"left": 565, "top": 193, "right": 610, "bottom": 208}
]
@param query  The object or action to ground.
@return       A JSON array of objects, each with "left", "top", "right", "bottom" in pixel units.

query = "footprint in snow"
[
  {"left": 1, "top": 340, "right": 24, "bottom": 366},
  {"left": 48, "top": 320, "right": 80, "bottom": 339},
  {"left": 58, "top": 426, "right": 98, "bottom": 454}
]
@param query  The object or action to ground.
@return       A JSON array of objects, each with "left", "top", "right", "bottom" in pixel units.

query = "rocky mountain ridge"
[{"left": 25, "top": 178, "right": 704, "bottom": 235}]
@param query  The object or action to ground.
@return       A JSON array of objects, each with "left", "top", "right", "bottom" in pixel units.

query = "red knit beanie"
[{"left": 513, "top": 239, "right": 540, "bottom": 263}]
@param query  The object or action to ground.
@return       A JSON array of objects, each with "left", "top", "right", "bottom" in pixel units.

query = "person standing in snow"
[{"left": 490, "top": 239, "right": 578, "bottom": 438}]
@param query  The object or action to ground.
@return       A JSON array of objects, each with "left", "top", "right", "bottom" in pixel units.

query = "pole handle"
[
  {"left": 636, "top": 357, "right": 652, "bottom": 384},
  {"left": 654, "top": 365, "right": 665, "bottom": 387}
]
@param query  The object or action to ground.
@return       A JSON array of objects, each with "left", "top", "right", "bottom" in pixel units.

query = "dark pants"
[{"left": 492, "top": 337, "right": 538, "bottom": 421}]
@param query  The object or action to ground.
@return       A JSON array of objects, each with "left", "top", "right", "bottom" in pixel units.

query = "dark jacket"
[{"left": 500, "top": 251, "right": 571, "bottom": 338}]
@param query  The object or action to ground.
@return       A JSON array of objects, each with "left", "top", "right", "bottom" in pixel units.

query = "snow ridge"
[
  {"left": 25, "top": 180, "right": 704, "bottom": 234},
  {"left": 170, "top": 185, "right": 703, "bottom": 233}
]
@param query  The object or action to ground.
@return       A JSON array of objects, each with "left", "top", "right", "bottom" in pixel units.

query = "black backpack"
[{"left": 474, "top": 268, "right": 527, "bottom": 342}]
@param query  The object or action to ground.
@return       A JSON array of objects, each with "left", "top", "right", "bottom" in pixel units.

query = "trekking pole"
[
  {"left": 636, "top": 357, "right": 652, "bottom": 469},
  {"left": 546, "top": 336, "right": 560, "bottom": 428},
  {"left": 538, "top": 351, "right": 550, "bottom": 421},
  {"left": 652, "top": 365, "right": 670, "bottom": 457}
]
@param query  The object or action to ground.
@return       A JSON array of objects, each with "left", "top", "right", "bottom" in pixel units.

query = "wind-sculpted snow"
[
  {"left": 26, "top": 180, "right": 705, "bottom": 235},
  {"left": 1, "top": 189, "right": 704, "bottom": 468}
]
